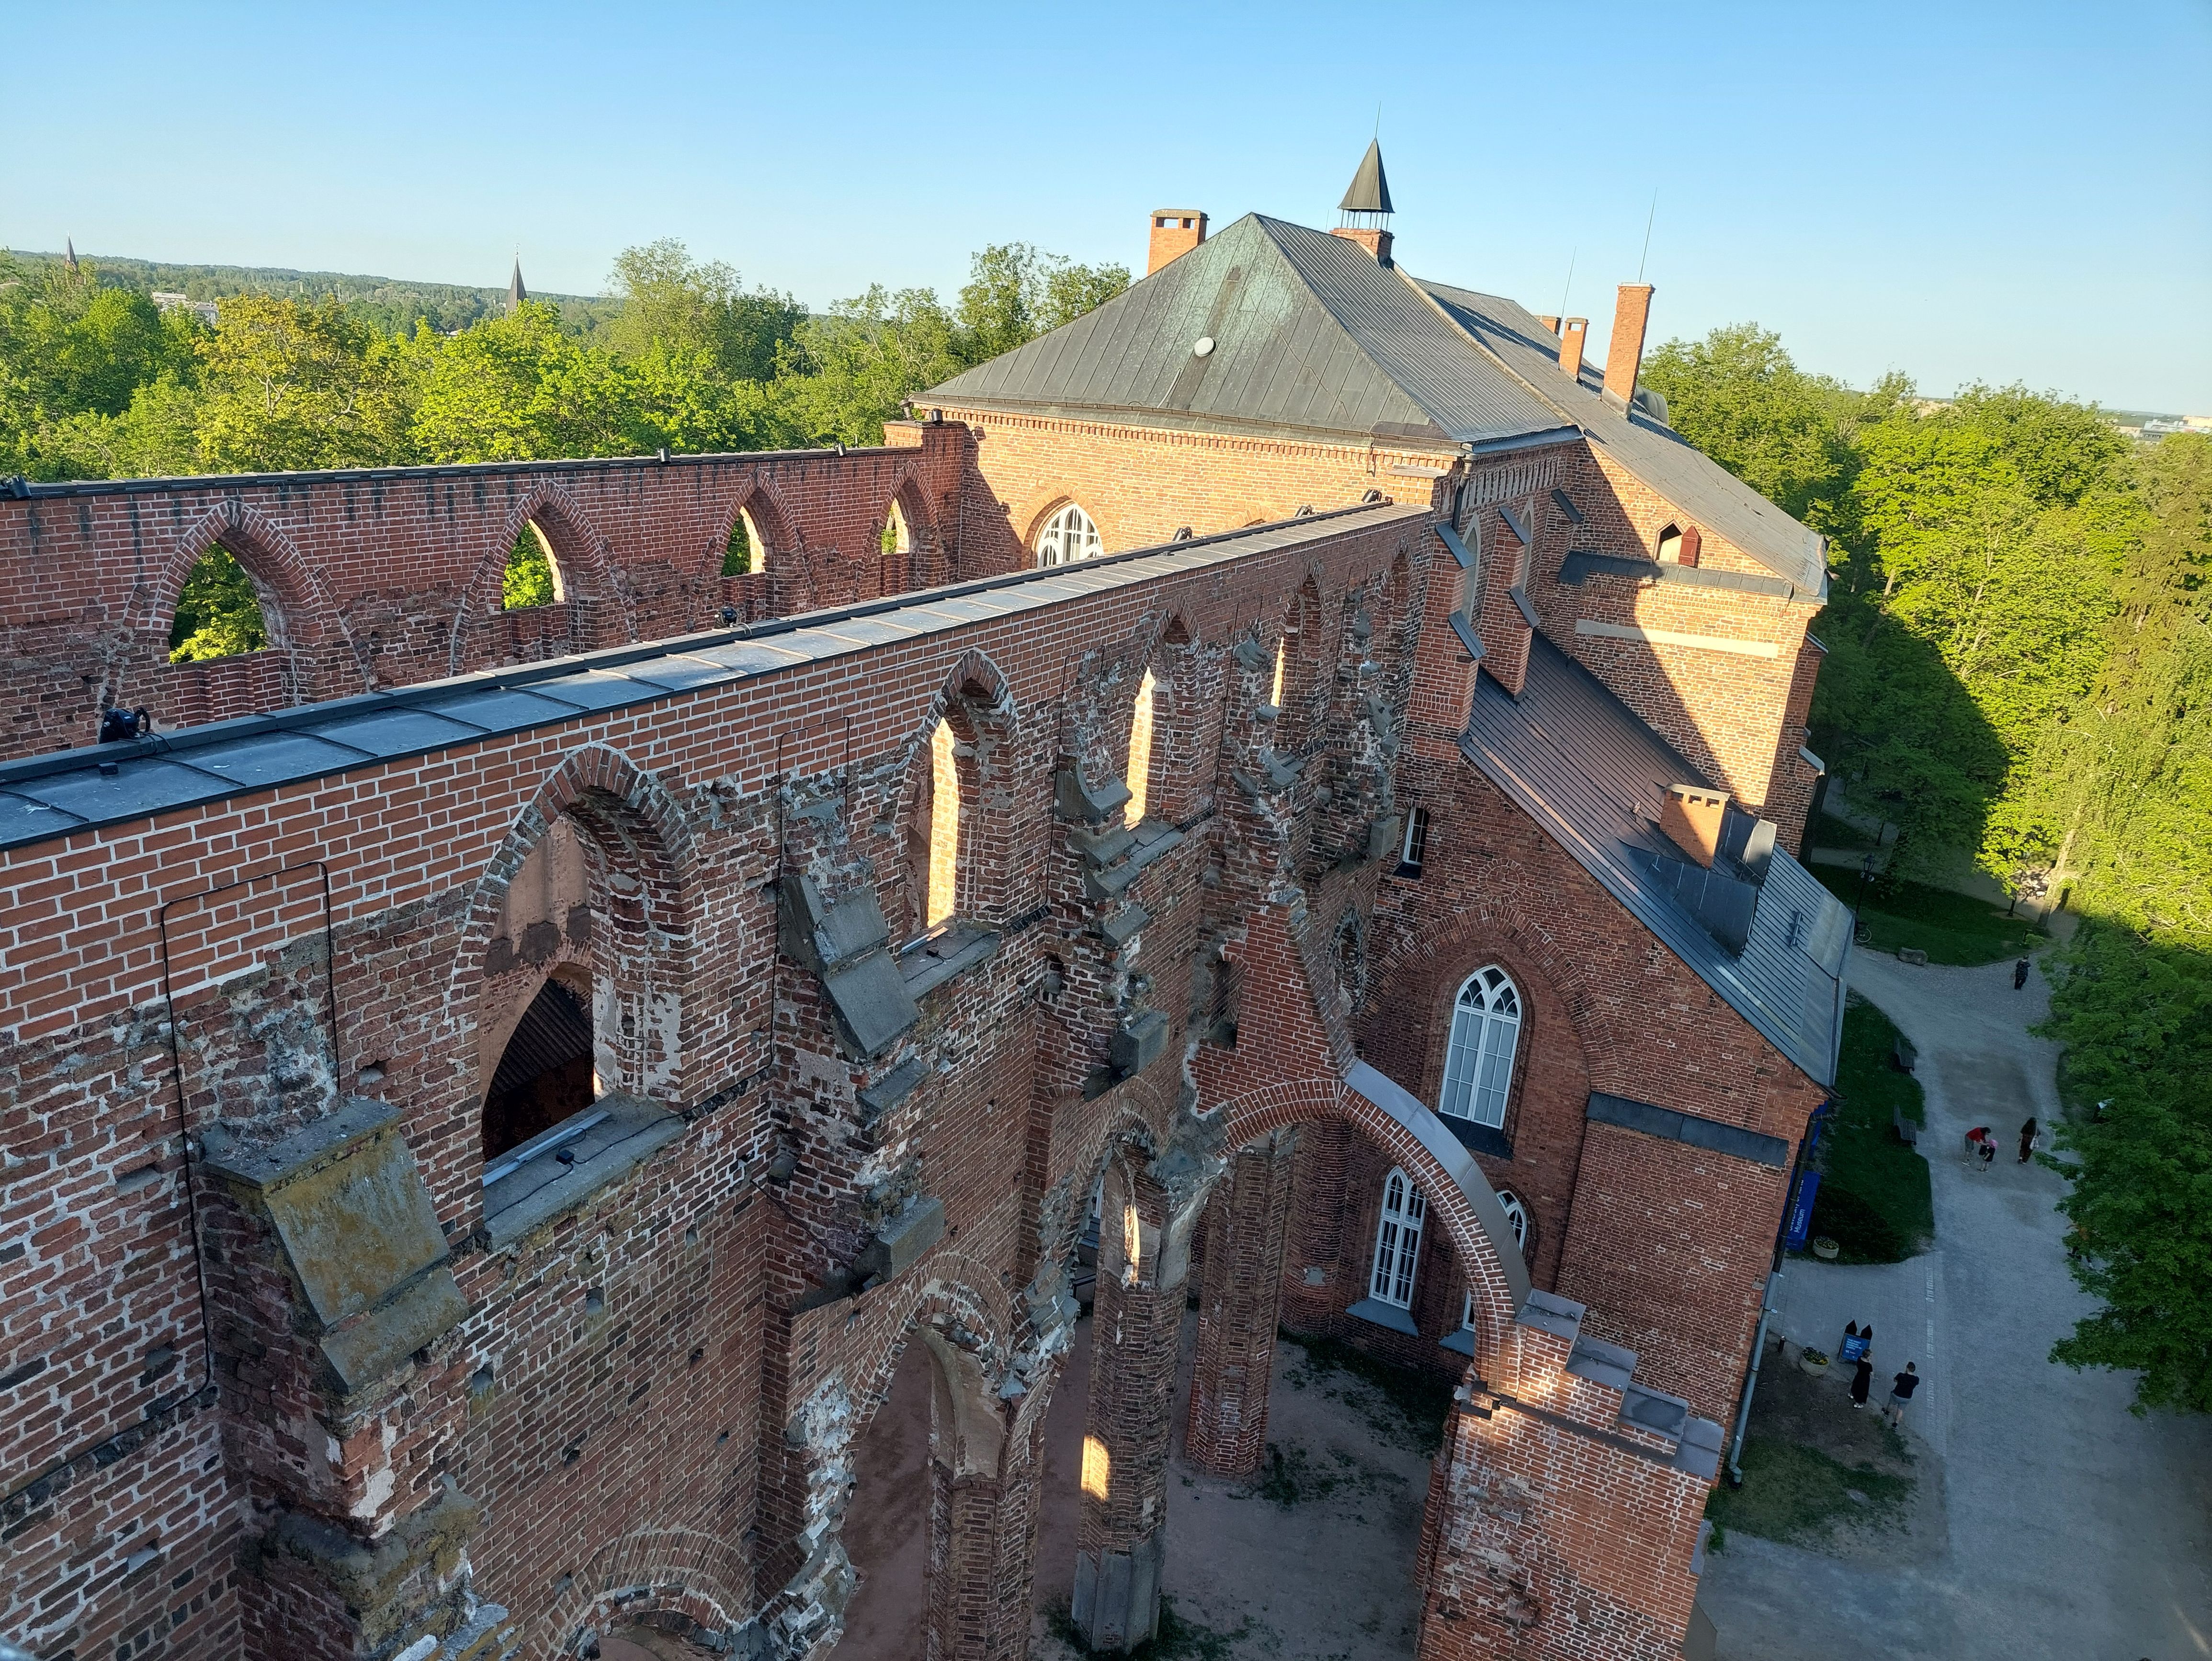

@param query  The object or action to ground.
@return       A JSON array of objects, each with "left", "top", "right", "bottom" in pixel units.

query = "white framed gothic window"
[
  {"left": 1459, "top": 1192, "right": 1527, "bottom": 1335},
  {"left": 1439, "top": 965, "right": 1522, "bottom": 1128},
  {"left": 1369, "top": 1167, "right": 1426, "bottom": 1309},
  {"left": 1035, "top": 502, "right": 1101, "bottom": 567}
]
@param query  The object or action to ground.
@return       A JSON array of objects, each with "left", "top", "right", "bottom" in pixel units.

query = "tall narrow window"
[
  {"left": 1124, "top": 670, "right": 1156, "bottom": 827},
  {"left": 1369, "top": 1168, "right": 1426, "bottom": 1308},
  {"left": 1268, "top": 637, "right": 1286, "bottom": 708},
  {"left": 169, "top": 545, "right": 269, "bottom": 662},
  {"left": 925, "top": 718, "right": 960, "bottom": 929},
  {"left": 1439, "top": 966, "right": 1522, "bottom": 1129},
  {"left": 1036, "top": 502, "right": 1100, "bottom": 567},
  {"left": 723, "top": 507, "right": 761, "bottom": 576},
  {"left": 504, "top": 519, "right": 562, "bottom": 609},
  {"left": 1396, "top": 807, "right": 1430, "bottom": 878},
  {"left": 882, "top": 500, "right": 911, "bottom": 557}
]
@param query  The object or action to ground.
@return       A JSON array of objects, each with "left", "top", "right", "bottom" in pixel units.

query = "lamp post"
[{"left": 1852, "top": 850, "right": 1877, "bottom": 921}]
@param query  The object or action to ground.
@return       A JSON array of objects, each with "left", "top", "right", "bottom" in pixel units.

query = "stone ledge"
[
  {"left": 1345, "top": 1297, "right": 1419, "bottom": 1337},
  {"left": 482, "top": 1094, "right": 685, "bottom": 1251}
]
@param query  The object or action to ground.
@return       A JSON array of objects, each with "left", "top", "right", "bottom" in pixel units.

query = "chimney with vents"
[
  {"left": 1603, "top": 283, "right": 1654, "bottom": 407},
  {"left": 1147, "top": 210, "right": 1208, "bottom": 275},
  {"left": 1331, "top": 139, "right": 1395, "bottom": 266},
  {"left": 1660, "top": 784, "right": 1729, "bottom": 868},
  {"left": 1559, "top": 318, "right": 1589, "bottom": 381}
]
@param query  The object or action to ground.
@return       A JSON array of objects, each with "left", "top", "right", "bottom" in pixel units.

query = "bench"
[
  {"left": 1891, "top": 1034, "right": 1918, "bottom": 1074},
  {"left": 1892, "top": 1104, "right": 1919, "bottom": 1147}
]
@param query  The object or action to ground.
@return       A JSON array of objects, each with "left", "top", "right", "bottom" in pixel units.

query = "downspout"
[{"left": 1726, "top": 1098, "right": 1832, "bottom": 1485}]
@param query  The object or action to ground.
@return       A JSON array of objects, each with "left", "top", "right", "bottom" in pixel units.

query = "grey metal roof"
[
  {"left": 1412, "top": 280, "right": 1829, "bottom": 594},
  {"left": 1461, "top": 635, "right": 1849, "bottom": 1086},
  {"left": 0, "top": 502, "right": 1426, "bottom": 855},
  {"left": 928, "top": 215, "right": 1574, "bottom": 451},
  {"left": 1339, "top": 140, "right": 1393, "bottom": 216}
]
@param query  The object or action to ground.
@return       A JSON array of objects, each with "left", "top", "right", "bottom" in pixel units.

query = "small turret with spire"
[
  {"left": 1332, "top": 139, "right": 1395, "bottom": 266},
  {"left": 507, "top": 255, "right": 527, "bottom": 314}
]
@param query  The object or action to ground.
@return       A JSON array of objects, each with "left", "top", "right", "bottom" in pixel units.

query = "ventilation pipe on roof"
[
  {"left": 1603, "top": 284, "right": 1655, "bottom": 409},
  {"left": 1147, "top": 210, "right": 1208, "bottom": 275},
  {"left": 1559, "top": 318, "right": 1590, "bottom": 382}
]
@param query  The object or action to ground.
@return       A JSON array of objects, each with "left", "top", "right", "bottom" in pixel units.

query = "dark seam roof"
[
  {"left": 0, "top": 502, "right": 1425, "bottom": 855},
  {"left": 926, "top": 207, "right": 1827, "bottom": 593},
  {"left": 928, "top": 215, "right": 1570, "bottom": 452},
  {"left": 1461, "top": 636, "right": 1849, "bottom": 1086}
]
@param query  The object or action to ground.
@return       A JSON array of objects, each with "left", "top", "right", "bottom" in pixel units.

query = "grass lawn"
[
  {"left": 1704, "top": 1434, "right": 1915, "bottom": 1549},
  {"left": 1810, "top": 865, "right": 2048, "bottom": 967},
  {"left": 1801, "top": 995, "right": 1933, "bottom": 1264}
]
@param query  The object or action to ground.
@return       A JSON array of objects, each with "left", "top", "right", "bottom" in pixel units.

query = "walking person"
[
  {"left": 1964, "top": 1126, "right": 1995, "bottom": 1170},
  {"left": 1885, "top": 1362, "right": 1920, "bottom": 1428},
  {"left": 2013, "top": 956, "right": 2031, "bottom": 990},
  {"left": 1851, "top": 1354, "right": 1875, "bottom": 1409},
  {"left": 2019, "top": 1117, "right": 2039, "bottom": 1163}
]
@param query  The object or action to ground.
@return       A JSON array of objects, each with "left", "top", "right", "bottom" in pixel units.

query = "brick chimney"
[
  {"left": 1603, "top": 284, "right": 1654, "bottom": 407},
  {"left": 1330, "top": 226, "right": 1394, "bottom": 265},
  {"left": 1660, "top": 784, "right": 1728, "bottom": 868},
  {"left": 1559, "top": 318, "right": 1589, "bottom": 381},
  {"left": 1147, "top": 210, "right": 1208, "bottom": 275}
]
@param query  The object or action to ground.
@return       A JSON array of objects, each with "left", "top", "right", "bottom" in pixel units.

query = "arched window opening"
[
  {"left": 881, "top": 499, "right": 911, "bottom": 557},
  {"left": 1369, "top": 1167, "right": 1426, "bottom": 1309},
  {"left": 1439, "top": 966, "right": 1522, "bottom": 1129},
  {"left": 169, "top": 545, "right": 270, "bottom": 663},
  {"left": 723, "top": 507, "right": 763, "bottom": 576},
  {"left": 1496, "top": 1188, "right": 1529, "bottom": 1250},
  {"left": 503, "top": 519, "right": 565, "bottom": 609},
  {"left": 1035, "top": 501, "right": 1100, "bottom": 567},
  {"left": 906, "top": 717, "right": 963, "bottom": 936},
  {"left": 1123, "top": 669, "right": 1157, "bottom": 827},
  {"left": 1656, "top": 523, "right": 1683, "bottom": 566},
  {"left": 1268, "top": 637, "right": 1286, "bottom": 709},
  {"left": 482, "top": 976, "right": 597, "bottom": 1162}
]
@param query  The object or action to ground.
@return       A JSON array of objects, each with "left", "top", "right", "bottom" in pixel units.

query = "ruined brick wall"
[
  {"left": 0, "top": 506, "right": 1450, "bottom": 1660},
  {"left": 0, "top": 426, "right": 970, "bottom": 760}
]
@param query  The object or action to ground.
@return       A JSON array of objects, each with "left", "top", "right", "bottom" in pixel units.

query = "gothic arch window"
[
  {"left": 1369, "top": 1167, "right": 1426, "bottom": 1309},
  {"left": 169, "top": 544, "right": 271, "bottom": 662},
  {"left": 882, "top": 498, "right": 912, "bottom": 557},
  {"left": 1123, "top": 669, "right": 1157, "bottom": 826},
  {"left": 1656, "top": 523, "right": 1683, "bottom": 566},
  {"left": 1035, "top": 501, "right": 1100, "bottom": 567},
  {"left": 905, "top": 717, "right": 964, "bottom": 937},
  {"left": 504, "top": 519, "right": 566, "bottom": 609},
  {"left": 1439, "top": 965, "right": 1522, "bottom": 1129},
  {"left": 724, "top": 505, "right": 766, "bottom": 576},
  {"left": 1495, "top": 1187, "right": 1530, "bottom": 1251}
]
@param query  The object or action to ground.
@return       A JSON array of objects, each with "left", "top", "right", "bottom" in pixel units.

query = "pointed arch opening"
[
  {"left": 1123, "top": 669, "right": 1157, "bottom": 828},
  {"left": 722, "top": 505, "right": 764, "bottom": 576},
  {"left": 168, "top": 544, "right": 272, "bottom": 662},
  {"left": 502, "top": 518, "right": 565, "bottom": 610}
]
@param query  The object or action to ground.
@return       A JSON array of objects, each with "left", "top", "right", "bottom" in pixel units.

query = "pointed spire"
[
  {"left": 1338, "top": 139, "right": 1393, "bottom": 218},
  {"left": 64, "top": 238, "right": 79, "bottom": 272},
  {"left": 508, "top": 256, "right": 527, "bottom": 312}
]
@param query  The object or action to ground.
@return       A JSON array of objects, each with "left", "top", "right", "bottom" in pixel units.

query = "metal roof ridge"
[{"left": 1397, "top": 269, "right": 1588, "bottom": 439}]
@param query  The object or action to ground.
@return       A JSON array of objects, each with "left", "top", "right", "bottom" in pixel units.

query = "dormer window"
[{"left": 1656, "top": 524, "right": 1683, "bottom": 566}]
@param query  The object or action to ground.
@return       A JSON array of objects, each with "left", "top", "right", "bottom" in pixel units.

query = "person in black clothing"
[
  {"left": 1851, "top": 1354, "right": 1875, "bottom": 1409},
  {"left": 1885, "top": 1362, "right": 1920, "bottom": 1427},
  {"left": 2019, "top": 1117, "right": 2039, "bottom": 1162},
  {"left": 2014, "top": 956, "right": 2031, "bottom": 990}
]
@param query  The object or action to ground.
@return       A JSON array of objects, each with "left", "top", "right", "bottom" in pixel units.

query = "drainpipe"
[{"left": 1727, "top": 1098, "right": 1833, "bottom": 1485}]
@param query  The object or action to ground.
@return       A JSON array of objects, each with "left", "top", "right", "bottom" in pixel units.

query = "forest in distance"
[{"left": 2, "top": 236, "right": 2206, "bottom": 1416}]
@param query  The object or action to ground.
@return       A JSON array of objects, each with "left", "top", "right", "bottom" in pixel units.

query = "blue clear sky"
[{"left": 12, "top": 0, "right": 2209, "bottom": 411}]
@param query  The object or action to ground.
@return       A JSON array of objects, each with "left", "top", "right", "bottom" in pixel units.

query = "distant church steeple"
[
  {"left": 64, "top": 238, "right": 79, "bottom": 273},
  {"left": 508, "top": 256, "right": 527, "bottom": 313},
  {"left": 1331, "top": 139, "right": 1396, "bottom": 267}
]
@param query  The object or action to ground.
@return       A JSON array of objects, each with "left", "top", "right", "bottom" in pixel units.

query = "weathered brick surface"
[{"left": 2, "top": 357, "right": 1830, "bottom": 1660}]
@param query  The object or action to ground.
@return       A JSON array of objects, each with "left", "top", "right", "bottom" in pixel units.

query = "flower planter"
[
  {"left": 1798, "top": 1348, "right": 1831, "bottom": 1377},
  {"left": 1812, "top": 1237, "right": 1840, "bottom": 1260}
]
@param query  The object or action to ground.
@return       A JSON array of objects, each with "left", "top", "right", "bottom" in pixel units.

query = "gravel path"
[{"left": 1700, "top": 952, "right": 2212, "bottom": 1659}]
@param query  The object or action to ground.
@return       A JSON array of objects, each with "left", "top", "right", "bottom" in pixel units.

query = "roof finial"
[
  {"left": 1338, "top": 137, "right": 1393, "bottom": 226},
  {"left": 508, "top": 253, "right": 527, "bottom": 312}
]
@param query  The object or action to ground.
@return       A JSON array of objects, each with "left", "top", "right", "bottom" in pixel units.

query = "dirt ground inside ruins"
[{"left": 833, "top": 1309, "right": 1434, "bottom": 1660}]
